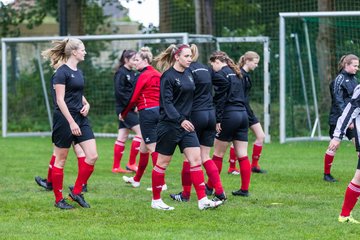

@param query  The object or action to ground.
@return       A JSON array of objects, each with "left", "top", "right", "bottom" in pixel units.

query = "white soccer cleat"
[
  {"left": 198, "top": 197, "right": 223, "bottom": 210},
  {"left": 122, "top": 176, "right": 140, "bottom": 188},
  {"left": 151, "top": 199, "right": 174, "bottom": 211},
  {"left": 146, "top": 184, "right": 168, "bottom": 191}
]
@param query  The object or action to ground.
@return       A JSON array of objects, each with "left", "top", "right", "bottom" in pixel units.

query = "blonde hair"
[
  {"left": 154, "top": 44, "right": 190, "bottom": 72},
  {"left": 190, "top": 44, "right": 199, "bottom": 62},
  {"left": 41, "top": 38, "right": 83, "bottom": 68},
  {"left": 238, "top": 51, "right": 260, "bottom": 68},
  {"left": 138, "top": 46, "right": 153, "bottom": 64},
  {"left": 209, "top": 51, "right": 242, "bottom": 78},
  {"left": 338, "top": 54, "right": 359, "bottom": 72}
]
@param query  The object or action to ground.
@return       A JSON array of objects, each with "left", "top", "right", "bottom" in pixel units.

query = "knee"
[
  {"left": 255, "top": 134, "right": 266, "bottom": 145},
  {"left": 86, "top": 153, "right": 98, "bottom": 165}
]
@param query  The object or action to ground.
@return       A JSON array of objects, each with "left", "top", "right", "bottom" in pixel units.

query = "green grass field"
[{"left": 1, "top": 137, "right": 360, "bottom": 239}]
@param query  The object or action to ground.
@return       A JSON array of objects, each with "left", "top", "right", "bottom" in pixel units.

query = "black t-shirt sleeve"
[{"left": 212, "top": 72, "right": 230, "bottom": 123}]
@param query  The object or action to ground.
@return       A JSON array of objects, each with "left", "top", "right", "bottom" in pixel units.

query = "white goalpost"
[{"left": 279, "top": 11, "right": 360, "bottom": 143}]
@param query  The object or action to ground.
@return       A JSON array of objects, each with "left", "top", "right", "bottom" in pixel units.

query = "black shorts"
[
  {"left": 119, "top": 111, "right": 139, "bottom": 129},
  {"left": 329, "top": 124, "right": 354, "bottom": 140},
  {"left": 52, "top": 110, "right": 95, "bottom": 148},
  {"left": 191, "top": 109, "right": 216, "bottom": 147},
  {"left": 139, "top": 107, "right": 159, "bottom": 144},
  {"left": 216, "top": 110, "right": 249, "bottom": 142},
  {"left": 155, "top": 121, "right": 200, "bottom": 155},
  {"left": 247, "top": 108, "right": 259, "bottom": 127}
]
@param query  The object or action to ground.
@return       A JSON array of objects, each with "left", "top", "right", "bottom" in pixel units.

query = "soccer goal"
[{"left": 279, "top": 11, "right": 360, "bottom": 143}]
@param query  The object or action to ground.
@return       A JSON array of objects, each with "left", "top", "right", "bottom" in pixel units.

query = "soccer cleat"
[
  {"left": 170, "top": 192, "right": 189, "bottom": 202},
  {"left": 35, "top": 176, "right": 53, "bottom": 191},
  {"left": 68, "top": 189, "right": 90, "bottom": 208},
  {"left": 251, "top": 166, "right": 267, "bottom": 174},
  {"left": 54, "top": 198, "right": 74, "bottom": 210},
  {"left": 227, "top": 168, "right": 240, "bottom": 175},
  {"left": 112, "top": 168, "right": 132, "bottom": 173},
  {"left": 69, "top": 184, "right": 88, "bottom": 193},
  {"left": 151, "top": 199, "right": 175, "bottom": 210},
  {"left": 324, "top": 174, "right": 337, "bottom": 182},
  {"left": 122, "top": 176, "right": 140, "bottom": 188},
  {"left": 213, "top": 192, "right": 227, "bottom": 202},
  {"left": 338, "top": 215, "right": 360, "bottom": 224},
  {"left": 232, "top": 189, "right": 249, "bottom": 197},
  {"left": 205, "top": 184, "right": 214, "bottom": 196},
  {"left": 146, "top": 184, "right": 168, "bottom": 191},
  {"left": 198, "top": 197, "right": 223, "bottom": 210},
  {"left": 126, "top": 164, "right": 138, "bottom": 172}
]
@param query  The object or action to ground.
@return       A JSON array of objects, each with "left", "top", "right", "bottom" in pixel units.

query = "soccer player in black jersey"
[
  {"left": 42, "top": 38, "right": 98, "bottom": 209},
  {"left": 112, "top": 49, "right": 142, "bottom": 173},
  {"left": 323, "top": 54, "right": 359, "bottom": 182},
  {"left": 328, "top": 83, "right": 360, "bottom": 224},
  {"left": 209, "top": 51, "right": 252, "bottom": 197},
  {"left": 169, "top": 44, "right": 226, "bottom": 202},
  {"left": 150, "top": 44, "right": 223, "bottom": 210},
  {"left": 35, "top": 58, "right": 88, "bottom": 193}
]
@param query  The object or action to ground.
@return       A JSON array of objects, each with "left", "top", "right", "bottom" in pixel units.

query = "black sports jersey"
[
  {"left": 189, "top": 62, "right": 214, "bottom": 112},
  {"left": 329, "top": 70, "right": 358, "bottom": 125},
  {"left": 212, "top": 65, "right": 246, "bottom": 123},
  {"left": 159, "top": 67, "right": 195, "bottom": 123},
  {"left": 114, "top": 65, "right": 136, "bottom": 115},
  {"left": 333, "top": 84, "right": 360, "bottom": 141},
  {"left": 241, "top": 67, "right": 257, "bottom": 122},
  {"left": 52, "top": 64, "right": 84, "bottom": 113}
]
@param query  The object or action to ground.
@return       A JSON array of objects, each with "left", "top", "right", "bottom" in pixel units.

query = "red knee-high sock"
[
  {"left": 251, "top": 143, "right": 263, "bottom": 168},
  {"left": 152, "top": 165, "right": 166, "bottom": 200},
  {"left": 47, "top": 154, "right": 56, "bottom": 183},
  {"left": 229, "top": 146, "right": 237, "bottom": 169},
  {"left": 190, "top": 165, "right": 206, "bottom": 200},
  {"left": 52, "top": 166, "right": 64, "bottom": 203},
  {"left": 77, "top": 156, "right": 86, "bottom": 184},
  {"left": 207, "top": 155, "right": 223, "bottom": 189},
  {"left": 340, "top": 182, "right": 360, "bottom": 217},
  {"left": 324, "top": 152, "right": 335, "bottom": 175},
  {"left": 113, "top": 140, "right": 125, "bottom": 169},
  {"left": 134, "top": 152, "right": 150, "bottom": 182},
  {"left": 73, "top": 161, "right": 95, "bottom": 195},
  {"left": 238, "top": 156, "right": 251, "bottom": 191},
  {"left": 151, "top": 152, "right": 158, "bottom": 167},
  {"left": 203, "top": 160, "right": 224, "bottom": 195},
  {"left": 181, "top": 161, "right": 191, "bottom": 198},
  {"left": 128, "top": 136, "right": 141, "bottom": 166}
]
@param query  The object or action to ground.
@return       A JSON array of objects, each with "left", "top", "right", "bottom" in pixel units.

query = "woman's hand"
[
  {"left": 328, "top": 138, "right": 340, "bottom": 152},
  {"left": 181, "top": 120, "right": 195, "bottom": 132},
  {"left": 119, "top": 113, "right": 124, "bottom": 121},
  {"left": 216, "top": 123, "right": 222, "bottom": 133},
  {"left": 80, "top": 103, "right": 90, "bottom": 117},
  {"left": 70, "top": 122, "right": 82, "bottom": 136}
]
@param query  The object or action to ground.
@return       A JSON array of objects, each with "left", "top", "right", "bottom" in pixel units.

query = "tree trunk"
[
  {"left": 316, "top": 0, "right": 334, "bottom": 111},
  {"left": 194, "top": 0, "right": 213, "bottom": 34},
  {"left": 159, "top": 0, "right": 171, "bottom": 33},
  {"left": 67, "top": 0, "right": 84, "bottom": 35}
]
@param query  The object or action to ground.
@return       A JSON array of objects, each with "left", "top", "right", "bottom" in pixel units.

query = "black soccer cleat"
[
  {"left": 54, "top": 198, "right": 74, "bottom": 210},
  {"left": 251, "top": 167, "right": 267, "bottom": 174},
  {"left": 68, "top": 188, "right": 90, "bottom": 208},
  {"left": 232, "top": 189, "right": 249, "bottom": 197},
  {"left": 324, "top": 174, "right": 337, "bottom": 182},
  {"left": 213, "top": 192, "right": 227, "bottom": 202},
  {"left": 205, "top": 184, "right": 214, "bottom": 196},
  {"left": 170, "top": 192, "right": 189, "bottom": 202},
  {"left": 35, "top": 176, "right": 53, "bottom": 191}
]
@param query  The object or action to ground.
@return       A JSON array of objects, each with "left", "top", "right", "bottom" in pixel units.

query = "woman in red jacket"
[{"left": 121, "top": 47, "right": 165, "bottom": 190}]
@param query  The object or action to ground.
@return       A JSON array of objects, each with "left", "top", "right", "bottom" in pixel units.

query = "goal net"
[
  {"left": 1, "top": 33, "right": 270, "bottom": 141},
  {"left": 279, "top": 11, "right": 360, "bottom": 143}
]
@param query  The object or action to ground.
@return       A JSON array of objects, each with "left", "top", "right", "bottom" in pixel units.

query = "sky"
[{"left": 119, "top": 0, "right": 159, "bottom": 27}]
